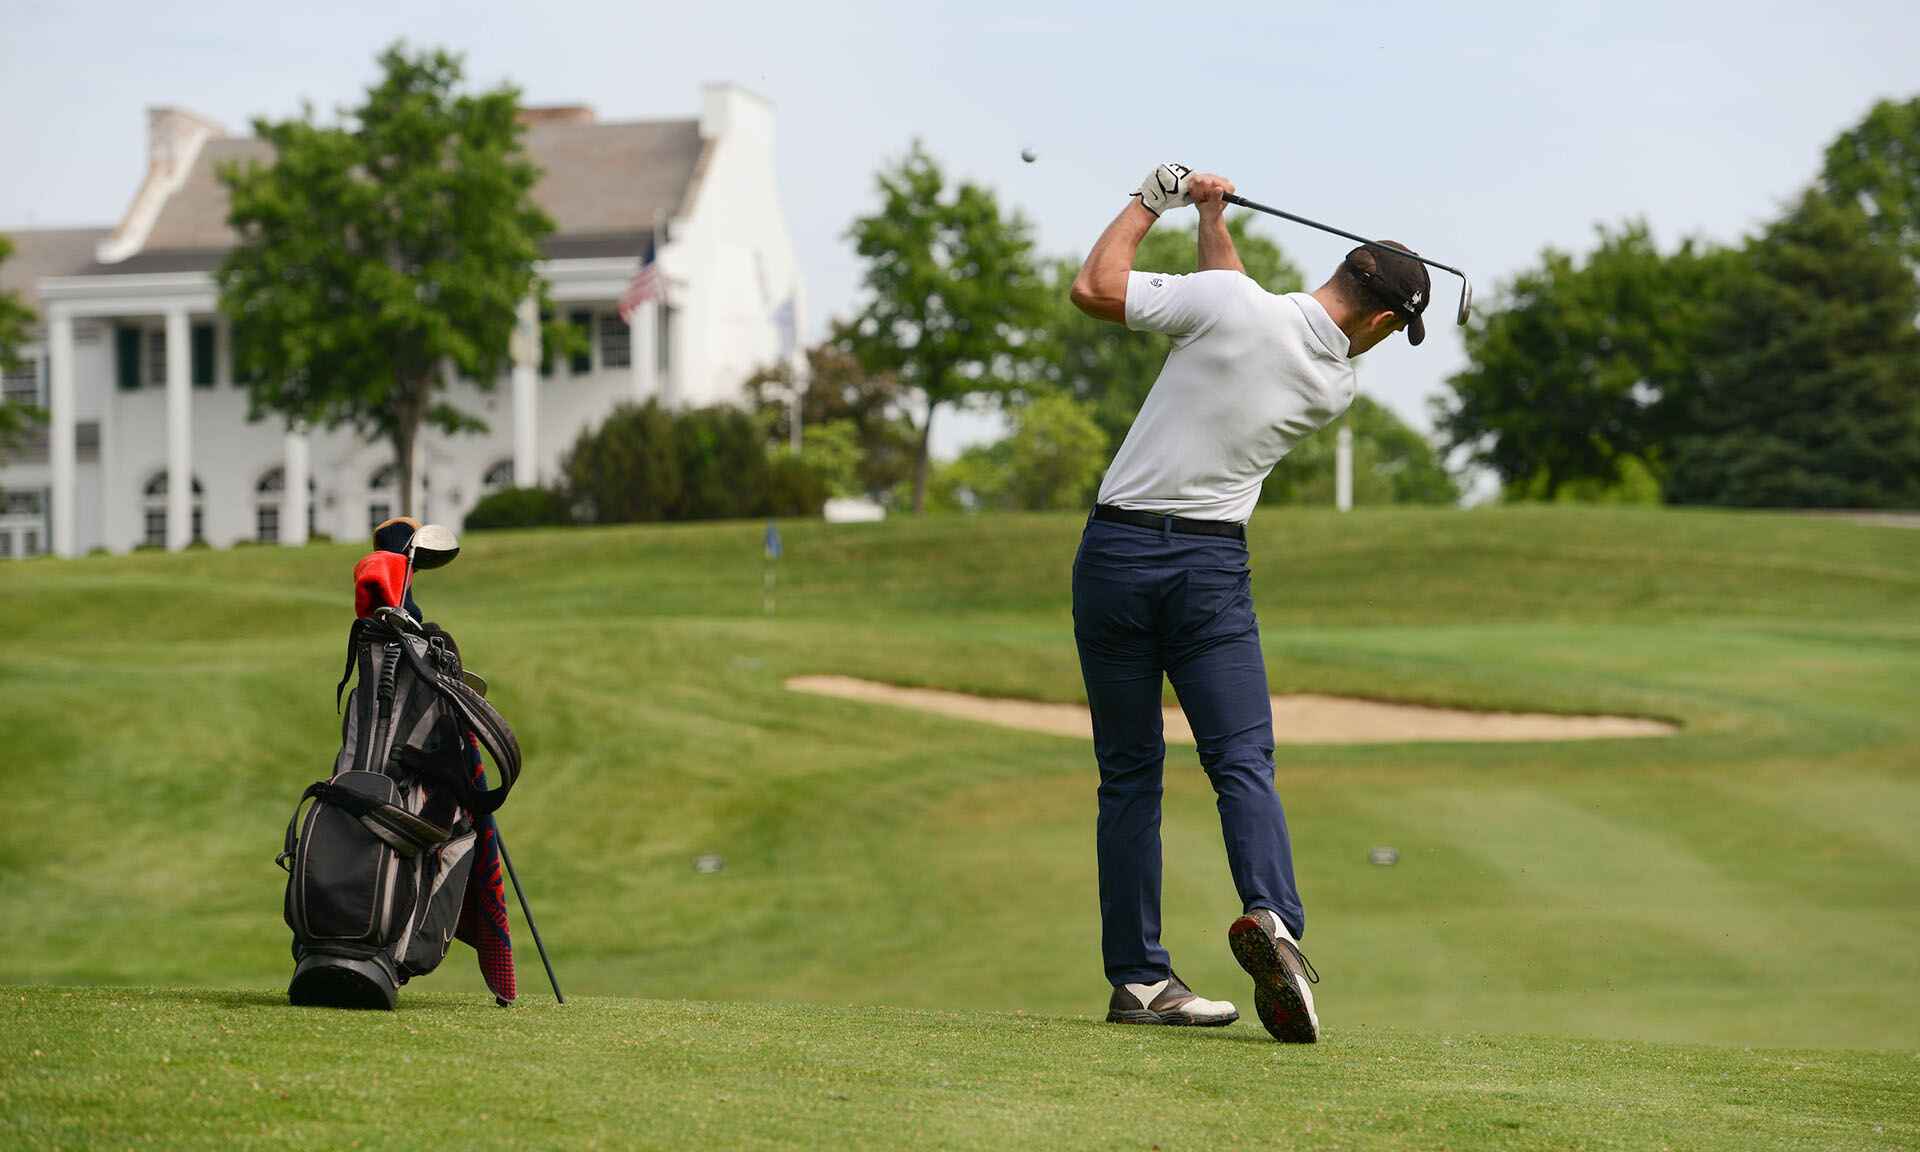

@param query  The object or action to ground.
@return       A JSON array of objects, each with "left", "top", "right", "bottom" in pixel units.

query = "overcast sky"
[{"left": 5, "top": 0, "right": 1916, "bottom": 458}]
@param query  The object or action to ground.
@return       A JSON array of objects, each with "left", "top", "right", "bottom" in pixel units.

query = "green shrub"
[{"left": 464, "top": 486, "right": 573, "bottom": 531}]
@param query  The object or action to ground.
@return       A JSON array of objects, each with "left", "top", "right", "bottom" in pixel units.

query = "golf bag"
[{"left": 277, "top": 610, "right": 520, "bottom": 1008}]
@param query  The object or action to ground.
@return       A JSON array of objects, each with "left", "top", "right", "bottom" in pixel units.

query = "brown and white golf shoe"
[
  {"left": 1105, "top": 972, "right": 1239, "bottom": 1027},
  {"left": 1228, "top": 909, "right": 1321, "bottom": 1043}
]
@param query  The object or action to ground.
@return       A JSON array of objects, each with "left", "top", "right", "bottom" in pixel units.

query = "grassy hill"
[{"left": 3, "top": 507, "right": 1917, "bottom": 1063}]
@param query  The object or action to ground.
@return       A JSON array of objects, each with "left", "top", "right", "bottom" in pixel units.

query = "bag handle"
[{"left": 275, "top": 779, "right": 453, "bottom": 872}]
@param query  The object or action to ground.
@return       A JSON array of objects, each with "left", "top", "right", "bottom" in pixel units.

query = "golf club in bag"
[
  {"left": 276, "top": 521, "right": 562, "bottom": 1008},
  {"left": 1220, "top": 193, "right": 1474, "bottom": 327}
]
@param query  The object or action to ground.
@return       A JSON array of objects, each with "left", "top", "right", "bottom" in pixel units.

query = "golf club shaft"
[
  {"left": 495, "top": 826, "right": 565, "bottom": 1004},
  {"left": 1221, "top": 194, "right": 1465, "bottom": 278},
  {"left": 1220, "top": 193, "right": 1472, "bottom": 319}
]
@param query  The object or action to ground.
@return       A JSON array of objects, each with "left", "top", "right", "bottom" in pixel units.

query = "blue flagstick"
[{"left": 763, "top": 521, "right": 782, "bottom": 615}]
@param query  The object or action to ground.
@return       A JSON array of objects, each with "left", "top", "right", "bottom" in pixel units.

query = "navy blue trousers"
[{"left": 1071, "top": 517, "right": 1304, "bottom": 987}]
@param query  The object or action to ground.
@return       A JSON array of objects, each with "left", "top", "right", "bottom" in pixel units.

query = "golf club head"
[
  {"left": 460, "top": 668, "right": 489, "bottom": 698},
  {"left": 1456, "top": 276, "right": 1473, "bottom": 325},
  {"left": 409, "top": 524, "right": 460, "bottom": 571}
]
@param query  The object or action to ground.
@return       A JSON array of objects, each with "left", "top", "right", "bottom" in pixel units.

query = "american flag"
[{"left": 617, "top": 238, "right": 664, "bottom": 323}]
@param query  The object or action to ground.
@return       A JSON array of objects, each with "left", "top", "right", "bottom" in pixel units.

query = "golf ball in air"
[{"left": 1020, "top": 148, "right": 1037, "bottom": 163}]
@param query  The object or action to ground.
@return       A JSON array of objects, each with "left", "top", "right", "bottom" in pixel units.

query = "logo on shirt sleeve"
[{"left": 1150, "top": 277, "right": 1164, "bottom": 288}]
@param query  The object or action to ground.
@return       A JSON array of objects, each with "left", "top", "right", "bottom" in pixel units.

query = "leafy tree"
[
  {"left": 1823, "top": 95, "right": 1920, "bottom": 271},
  {"left": 838, "top": 142, "right": 1051, "bottom": 512},
  {"left": 1042, "top": 215, "right": 1303, "bottom": 448},
  {"left": 217, "top": 43, "right": 563, "bottom": 515},
  {"left": 743, "top": 343, "right": 918, "bottom": 499},
  {"left": 1261, "top": 395, "right": 1459, "bottom": 506},
  {"left": 0, "top": 236, "right": 39, "bottom": 451},
  {"left": 784, "top": 418, "right": 863, "bottom": 499},
  {"left": 921, "top": 395, "right": 1109, "bottom": 512},
  {"left": 1003, "top": 393, "right": 1109, "bottom": 510},
  {"left": 922, "top": 439, "right": 1012, "bottom": 513},
  {"left": 1434, "top": 222, "right": 1717, "bottom": 497},
  {"left": 1665, "top": 191, "right": 1920, "bottom": 508}
]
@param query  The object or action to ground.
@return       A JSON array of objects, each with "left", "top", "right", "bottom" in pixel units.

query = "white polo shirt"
[{"left": 1095, "top": 269, "right": 1357, "bottom": 524}]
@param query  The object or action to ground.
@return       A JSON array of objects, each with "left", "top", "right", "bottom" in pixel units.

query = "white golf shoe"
[
  {"left": 1228, "top": 909, "right": 1321, "bottom": 1043},
  {"left": 1105, "top": 971, "right": 1239, "bottom": 1026}
]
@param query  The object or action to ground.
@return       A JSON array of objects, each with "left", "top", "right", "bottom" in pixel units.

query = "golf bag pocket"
[
  {"left": 401, "top": 830, "right": 476, "bottom": 977},
  {"left": 282, "top": 771, "right": 434, "bottom": 950}
]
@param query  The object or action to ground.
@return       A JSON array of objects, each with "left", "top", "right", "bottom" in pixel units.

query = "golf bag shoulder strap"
[{"left": 392, "top": 638, "right": 520, "bottom": 814}]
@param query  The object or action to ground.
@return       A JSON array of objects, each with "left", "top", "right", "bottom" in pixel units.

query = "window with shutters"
[
  {"left": 598, "top": 311, "right": 630, "bottom": 369},
  {"left": 147, "top": 330, "right": 165, "bottom": 386},
  {"left": 1, "top": 356, "right": 37, "bottom": 407}
]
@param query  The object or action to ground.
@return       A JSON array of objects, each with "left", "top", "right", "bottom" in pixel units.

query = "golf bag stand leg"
[{"left": 496, "top": 826, "right": 564, "bottom": 1004}]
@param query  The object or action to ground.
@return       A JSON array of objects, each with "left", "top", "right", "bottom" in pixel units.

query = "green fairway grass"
[
  {"left": 2, "top": 508, "right": 1917, "bottom": 1076},
  {"left": 6, "top": 988, "right": 1916, "bottom": 1151}
]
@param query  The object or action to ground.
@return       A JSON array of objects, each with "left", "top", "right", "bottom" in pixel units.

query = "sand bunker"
[{"left": 786, "top": 676, "right": 1676, "bottom": 745}]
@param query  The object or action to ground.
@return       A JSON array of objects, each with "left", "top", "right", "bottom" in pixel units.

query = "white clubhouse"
[{"left": 0, "top": 84, "right": 803, "bottom": 558}]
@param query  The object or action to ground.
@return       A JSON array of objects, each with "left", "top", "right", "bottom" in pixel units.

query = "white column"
[
  {"left": 165, "top": 307, "right": 193, "bottom": 549},
  {"left": 662, "top": 304, "right": 682, "bottom": 409},
  {"left": 282, "top": 431, "right": 310, "bottom": 546},
  {"left": 97, "top": 348, "right": 120, "bottom": 553},
  {"left": 510, "top": 296, "right": 539, "bottom": 487},
  {"left": 630, "top": 300, "right": 659, "bottom": 403},
  {"left": 48, "top": 308, "right": 77, "bottom": 557},
  {"left": 1335, "top": 422, "right": 1354, "bottom": 513}
]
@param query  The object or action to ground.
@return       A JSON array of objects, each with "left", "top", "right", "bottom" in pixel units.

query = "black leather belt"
[{"left": 1091, "top": 503, "right": 1246, "bottom": 540}]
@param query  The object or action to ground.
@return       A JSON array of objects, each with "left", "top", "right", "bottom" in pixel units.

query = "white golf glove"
[{"left": 1133, "top": 163, "right": 1194, "bottom": 217}]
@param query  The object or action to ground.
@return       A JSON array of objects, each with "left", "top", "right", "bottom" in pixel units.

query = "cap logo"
[{"left": 1409, "top": 290, "right": 1423, "bottom": 307}]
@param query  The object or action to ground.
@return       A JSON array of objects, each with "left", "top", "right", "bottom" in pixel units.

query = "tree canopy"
[
  {"left": 837, "top": 142, "right": 1051, "bottom": 512},
  {"left": 1663, "top": 190, "right": 1920, "bottom": 507},
  {"left": 216, "top": 43, "right": 559, "bottom": 515},
  {"left": 1823, "top": 95, "right": 1920, "bottom": 272}
]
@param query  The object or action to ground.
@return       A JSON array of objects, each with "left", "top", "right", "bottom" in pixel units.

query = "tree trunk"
[
  {"left": 911, "top": 404, "right": 937, "bottom": 514},
  {"left": 392, "top": 391, "right": 419, "bottom": 520}
]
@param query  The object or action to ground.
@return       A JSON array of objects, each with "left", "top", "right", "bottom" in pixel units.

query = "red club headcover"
[{"left": 353, "top": 551, "right": 409, "bottom": 619}]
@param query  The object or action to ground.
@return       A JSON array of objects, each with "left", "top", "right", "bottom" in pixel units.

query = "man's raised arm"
[
  {"left": 1071, "top": 165, "right": 1243, "bottom": 324},
  {"left": 1070, "top": 163, "right": 1194, "bottom": 324}
]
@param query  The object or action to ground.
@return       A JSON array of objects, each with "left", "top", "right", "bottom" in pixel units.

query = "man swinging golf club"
[{"left": 1069, "top": 163, "right": 1431, "bottom": 1042}]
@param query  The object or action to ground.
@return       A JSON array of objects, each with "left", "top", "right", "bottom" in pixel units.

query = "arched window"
[
  {"left": 367, "top": 463, "right": 397, "bottom": 533},
  {"left": 255, "top": 466, "right": 317, "bottom": 543},
  {"left": 482, "top": 458, "right": 515, "bottom": 495},
  {"left": 141, "top": 472, "right": 204, "bottom": 547}
]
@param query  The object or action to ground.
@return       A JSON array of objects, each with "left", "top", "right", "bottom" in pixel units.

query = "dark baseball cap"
[{"left": 1344, "top": 242, "right": 1432, "bottom": 346}]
